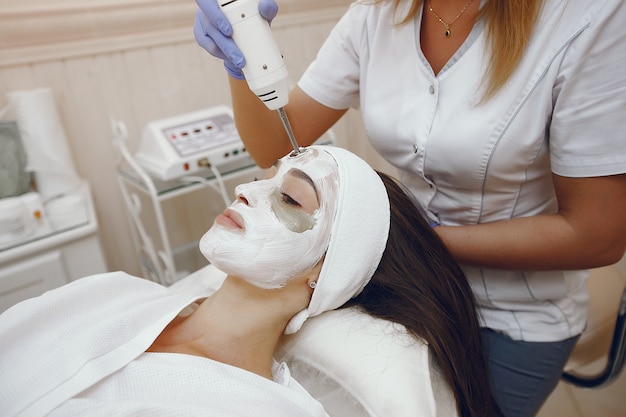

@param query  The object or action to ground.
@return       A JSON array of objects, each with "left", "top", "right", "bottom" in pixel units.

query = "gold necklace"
[{"left": 428, "top": 0, "right": 474, "bottom": 38}]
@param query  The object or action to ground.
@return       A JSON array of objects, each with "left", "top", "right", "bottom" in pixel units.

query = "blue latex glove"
[{"left": 194, "top": 0, "right": 279, "bottom": 79}]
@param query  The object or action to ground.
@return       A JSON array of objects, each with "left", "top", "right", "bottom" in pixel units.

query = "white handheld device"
[
  {"left": 218, "top": 0, "right": 301, "bottom": 154},
  {"left": 219, "top": 0, "right": 289, "bottom": 110}
]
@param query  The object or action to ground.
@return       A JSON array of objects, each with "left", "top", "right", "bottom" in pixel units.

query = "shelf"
[{"left": 0, "top": 182, "right": 98, "bottom": 263}]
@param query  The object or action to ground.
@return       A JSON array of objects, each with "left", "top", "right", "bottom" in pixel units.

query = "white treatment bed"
[{"left": 172, "top": 265, "right": 458, "bottom": 417}]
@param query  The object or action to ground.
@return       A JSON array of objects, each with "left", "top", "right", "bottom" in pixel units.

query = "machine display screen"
[{"left": 162, "top": 114, "right": 239, "bottom": 157}]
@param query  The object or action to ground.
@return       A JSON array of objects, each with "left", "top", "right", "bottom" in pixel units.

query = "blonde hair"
[{"left": 386, "top": 0, "right": 543, "bottom": 100}]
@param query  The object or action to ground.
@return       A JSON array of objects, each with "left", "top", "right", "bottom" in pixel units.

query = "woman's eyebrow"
[{"left": 288, "top": 168, "right": 319, "bottom": 203}]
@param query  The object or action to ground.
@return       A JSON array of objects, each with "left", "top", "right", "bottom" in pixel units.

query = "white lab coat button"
[
  {"left": 413, "top": 144, "right": 419, "bottom": 153},
  {"left": 429, "top": 85, "right": 435, "bottom": 94}
]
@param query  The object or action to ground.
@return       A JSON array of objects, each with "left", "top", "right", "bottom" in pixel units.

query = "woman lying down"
[{"left": 0, "top": 145, "right": 497, "bottom": 417}]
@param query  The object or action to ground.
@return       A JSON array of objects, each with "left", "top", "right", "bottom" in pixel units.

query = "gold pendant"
[{"left": 444, "top": 29, "right": 451, "bottom": 37}]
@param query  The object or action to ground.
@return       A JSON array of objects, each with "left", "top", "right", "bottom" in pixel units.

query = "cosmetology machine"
[{"left": 115, "top": 106, "right": 333, "bottom": 286}]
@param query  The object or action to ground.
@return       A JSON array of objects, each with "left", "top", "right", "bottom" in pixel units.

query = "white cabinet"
[{"left": 0, "top": 183, "right": 108, "bottom": 313}]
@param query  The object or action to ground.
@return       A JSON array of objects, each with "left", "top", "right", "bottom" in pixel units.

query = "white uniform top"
[
  {"left": 0, "top": 272, "right": 329, "bottom": 417},
  {"left": 299, "top": 0, "right": 626, "bottom": 342}
]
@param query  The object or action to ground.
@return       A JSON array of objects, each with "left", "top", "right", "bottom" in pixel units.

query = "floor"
[
  {"left": 537, "top": 258, "right": 626, "bottom": 417},
  {"left": 537, "top": 360, "right": 626, "bottom": 417}
]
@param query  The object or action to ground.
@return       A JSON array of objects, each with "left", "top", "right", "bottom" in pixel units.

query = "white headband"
[{"left": 285, "top": 146, "right": 390, "bottom": 334}]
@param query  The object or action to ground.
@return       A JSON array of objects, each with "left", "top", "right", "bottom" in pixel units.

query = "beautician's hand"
[{"left": 193, "top": 0, "right": 279, "bottom": 79}]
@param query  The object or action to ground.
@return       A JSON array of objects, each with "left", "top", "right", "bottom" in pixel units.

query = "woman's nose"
[
  {"left": 234, "top": 183, "right": 252, "bottom": 206},
  {"left": 237, "top": 194, "right": 250, "bottom": 206},
  {"left": 235, "top": 183, "right": 258, "bottom": 206},
  {"left": 235, "top": 180, "right": 271, "bottom": 207}
]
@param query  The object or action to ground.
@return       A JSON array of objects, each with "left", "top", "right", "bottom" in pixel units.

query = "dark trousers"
[{"left": 481, "top": 328, "right": 580, "bottom": 417}]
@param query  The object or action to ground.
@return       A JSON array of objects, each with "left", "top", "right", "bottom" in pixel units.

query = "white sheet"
[{"left": 0, "top": 270, "right": 326, "bottom": 417}]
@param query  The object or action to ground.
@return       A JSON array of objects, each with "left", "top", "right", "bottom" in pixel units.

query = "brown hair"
[
  {"left": 344, "top": 172, "right": 498, "bottom": 417},
  {"left": 385, "top": 0, "right": 543, "bottom": 100}
]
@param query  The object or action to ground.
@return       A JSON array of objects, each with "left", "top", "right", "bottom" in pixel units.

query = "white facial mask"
[{"left": 199, "top": 149, "right": 339, "bottom": 289}]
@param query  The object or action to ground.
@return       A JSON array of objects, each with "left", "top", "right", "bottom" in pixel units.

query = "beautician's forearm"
[
  {"left": 229, "top": 79, "right": 347, "bottom": 167},
  {"left": 435, "top": 215, "right": 623, "bottom": 271},
  {"left": 435, "top": 174, "right": 626, "bottom": 271},
  {"left": 229, "top": 77, "right": 293, "bottom": 167}
]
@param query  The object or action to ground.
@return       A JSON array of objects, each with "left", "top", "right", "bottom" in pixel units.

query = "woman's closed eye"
[{"left": 281, "top": 192, "right": 302, "bottom": 207}]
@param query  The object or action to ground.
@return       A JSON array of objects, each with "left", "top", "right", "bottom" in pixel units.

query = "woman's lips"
[{"left": 215, "top": 208, "right": 244, "bottom": 230}]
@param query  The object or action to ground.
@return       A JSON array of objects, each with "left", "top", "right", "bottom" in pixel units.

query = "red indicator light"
[{"left": 184, "top": 163, "right": 189, "bottom": 171}]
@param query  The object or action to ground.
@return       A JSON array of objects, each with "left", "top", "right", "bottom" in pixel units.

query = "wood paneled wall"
[{"left": 0, "top": 0, "right": 393, "bottom": 275}]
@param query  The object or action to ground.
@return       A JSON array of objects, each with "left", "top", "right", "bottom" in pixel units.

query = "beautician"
[
  {"left": 194, "top": 0, "right": 626, "bottom": 416},
  {"left": 0, "top": 146, "right": 495, "bottom": 417}
]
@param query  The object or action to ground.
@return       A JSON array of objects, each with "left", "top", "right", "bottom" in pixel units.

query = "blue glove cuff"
[{"left": 224, "top": 62, "right": 245, "bottom": 80}]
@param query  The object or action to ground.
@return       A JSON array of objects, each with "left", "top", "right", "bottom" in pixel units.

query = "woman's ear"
[{"left": 302, "top": 257, "right": 324, "bottom": 294}]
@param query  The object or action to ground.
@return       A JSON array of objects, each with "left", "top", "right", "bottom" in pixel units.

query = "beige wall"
[{"left": 0, "top": 0, "right": 393, "bottom": 275}]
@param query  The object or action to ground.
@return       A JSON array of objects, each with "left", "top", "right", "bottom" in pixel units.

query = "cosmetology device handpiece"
[{"left": 219, "top": 0, "right": 301, "bottom": 155}]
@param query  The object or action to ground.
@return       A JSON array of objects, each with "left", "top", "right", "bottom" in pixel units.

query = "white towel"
[{"left": 286, "top": 146, "right": 390, "bottom": 334}]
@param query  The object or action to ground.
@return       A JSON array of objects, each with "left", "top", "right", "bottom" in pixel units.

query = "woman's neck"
[{"left": 148, "top": 276, "right": 303, "bottom": 379}]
